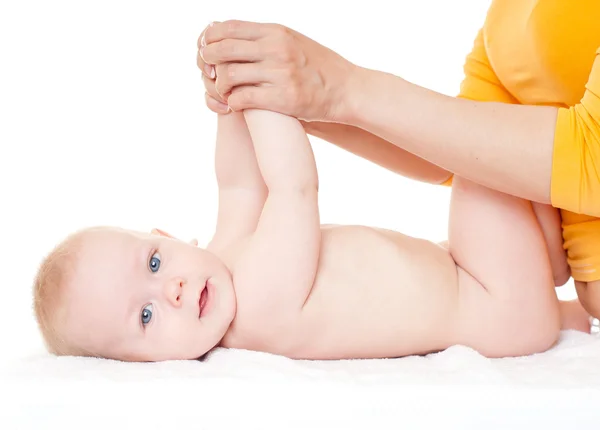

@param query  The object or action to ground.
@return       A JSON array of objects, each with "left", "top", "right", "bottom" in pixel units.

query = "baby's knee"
[
  {"left": 491, "top": 301, "right": 561, "bottom": 357},
  {"left": 516, "top": 310, "right": 560, "bottom": 354},
  {"left": 456, "top": 268, "right": 560, "bottom": 357}
]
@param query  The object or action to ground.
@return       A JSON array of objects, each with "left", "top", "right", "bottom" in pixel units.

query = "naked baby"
[{"left": 33, "top": 108, "right": 584, "bottom": 362}]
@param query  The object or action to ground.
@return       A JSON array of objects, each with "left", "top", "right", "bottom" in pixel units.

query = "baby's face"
[{"left": 62, "top": 227, "right": 236, "bottom": 361}]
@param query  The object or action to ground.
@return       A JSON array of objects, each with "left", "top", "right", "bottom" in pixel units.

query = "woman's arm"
[
  {"left": 302, "top": 121, "right": 452, "bottom": 184},
  {"left": 344, "top": 49, "right": 600, "bottom": 216},
  {"left": 200, "top": 21, "right": 600, "bottom": 216},
  {"left": 199, "top": 21, "right": 555, "bottom": 203},
  {"left": 344, "top": 68, "right": 558, "bottom": 205}
]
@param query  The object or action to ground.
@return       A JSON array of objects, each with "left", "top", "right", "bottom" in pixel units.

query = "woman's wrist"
[
  {"left": 336, "top": 66, "right": 409, "bottom": 127},
  {"left": 335, "top": 65, "right": 375, "bottom": 126}
]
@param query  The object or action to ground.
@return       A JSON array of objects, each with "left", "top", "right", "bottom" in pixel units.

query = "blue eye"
[
  {"left": 149, "top": 252, "right": 161, "bottom": 273},
  {"left": 141, "top": 304, "right": 153, "bottom": 325}
]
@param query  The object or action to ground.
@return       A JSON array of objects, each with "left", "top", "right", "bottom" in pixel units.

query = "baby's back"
[{"left": 222, "top": 224, "right": 462, "bottom": 360}]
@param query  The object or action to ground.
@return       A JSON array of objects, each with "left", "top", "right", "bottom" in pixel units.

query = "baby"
[{"left": 32, "top": 108, "right": 586, "bottom": 362}]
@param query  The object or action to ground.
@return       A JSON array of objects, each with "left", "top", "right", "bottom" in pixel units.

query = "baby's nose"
[{"left": 164, "top": 277, "right": 185, "bottom": 307}]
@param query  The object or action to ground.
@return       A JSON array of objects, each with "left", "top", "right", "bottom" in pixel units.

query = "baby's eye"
[
  {"left": 141, "top": 304, "right": 153, "bottom": 325},
  {"left": 149, "top": 251, "right": 161, "bottom": 273}
]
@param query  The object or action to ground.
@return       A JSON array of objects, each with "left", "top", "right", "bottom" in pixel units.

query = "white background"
[{"left": 0, "top": 0, "right": 576, "bottom": 367}]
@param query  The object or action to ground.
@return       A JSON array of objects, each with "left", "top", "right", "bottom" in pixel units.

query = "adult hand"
[
  {"left": 197, "top": 23, "right": 231, "bottom": 115},
  {"left": 197, "top": 20, "right": 357, "bottom": 122}
]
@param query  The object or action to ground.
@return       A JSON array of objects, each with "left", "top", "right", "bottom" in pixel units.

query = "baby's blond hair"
[{"left": 32, "top": 230, "right": 93, "bottom": 357}]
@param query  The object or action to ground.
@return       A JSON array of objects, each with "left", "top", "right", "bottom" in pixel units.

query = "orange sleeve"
[
  {"left": 441, "top": 28, "right": 518, "bottom": 187},
  {"left": 560, "top": 209, "right": 600, "bottom": 282},
  {"left": 551, "top": 48, "right": 600, "bottom": 216},
  {"left": 551, "top": 48, "right": 600, "bottom": 282}
]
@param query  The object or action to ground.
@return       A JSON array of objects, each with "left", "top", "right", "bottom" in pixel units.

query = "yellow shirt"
[{"left": 446, "top": 0, "right": 600, "bottom": 282}]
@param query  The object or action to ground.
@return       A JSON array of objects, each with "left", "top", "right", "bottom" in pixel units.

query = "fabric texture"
[{"left": 3, "top": 331, "right": 600, "bottom": 429}]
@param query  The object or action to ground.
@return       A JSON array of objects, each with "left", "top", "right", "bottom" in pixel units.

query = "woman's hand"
[
  {"left": 197, "top": 24, "right": 230, "bottom": 115},
  {"left": 196, "top": 20, "right": 357, "bottom": 123}
]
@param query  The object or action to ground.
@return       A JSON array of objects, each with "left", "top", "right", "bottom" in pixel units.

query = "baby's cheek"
[{"left": 160, "top": 312, "right": 197, "bottom": 343}]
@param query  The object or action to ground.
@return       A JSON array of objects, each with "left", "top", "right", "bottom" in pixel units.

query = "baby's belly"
[{"left": 275, "top": 225, "right": 460, "bottom": 360}]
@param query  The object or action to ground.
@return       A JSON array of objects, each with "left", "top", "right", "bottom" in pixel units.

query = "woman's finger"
[
  {"left": 197, "top": 22, "right": 221, "bottom": 78},
  {"left": 227, "top": 85, "right": 287, "bottom": 114},
  {"left": 197, "top": 21, "right": 220, "bottom": 49},
  {"left": 214, "top": 63, "right": 272, "bottom": 98},
  {"left": 196, "top": 49, "right": 215, "bottom": 79},
  {"left": 204, "top": 20, "right": 267, "bottom": 45},
  {"left": 201, "top": 39, "right": 264, "bottom": 65},
  {"left": 205, "top": 92, "right": 230, "bottom": 114},
  {"left": 203, "top": 73, "right": 226, "bottom": 103}
]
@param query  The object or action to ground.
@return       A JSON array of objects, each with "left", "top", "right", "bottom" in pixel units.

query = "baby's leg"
[
  {"left": 531, "top": 203, "right": 591, "bottom": 331},
  {"left": 448, "top": 176, "right": 561, "bottom": 356},
  {"left": 531, "top": 202, "right": 570, "bottom": 286},
  {"left": 442, "top": 202, "right": 587, "bottom": 333}
]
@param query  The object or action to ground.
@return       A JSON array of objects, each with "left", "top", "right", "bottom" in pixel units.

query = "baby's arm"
[
  {"left": 207, "top": 113, "right": 267, "bottom": 253},
  {"left": 234, "top": 109, "right": 321, "bottom": 326}
]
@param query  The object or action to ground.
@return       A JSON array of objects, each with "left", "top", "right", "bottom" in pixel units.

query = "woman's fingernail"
[
  {"left": 204, "top": 64, "right": 214, "bottom": 78},
  {"left": 200, "top": 33, "right": 206, "bottom": 48},
  {"left": 207, "top": 93, "right": 229, "bottom": 111},
  {"left": 210, "top": 66, "right": 215, "bottom": 79}
]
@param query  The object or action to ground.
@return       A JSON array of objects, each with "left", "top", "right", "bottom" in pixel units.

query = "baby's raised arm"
[
  {"left": 233, "top": 109, "right": 321, "bottom": 329},
  {"left": 207, "top": 113, "right": 268, "bottom": 253}
]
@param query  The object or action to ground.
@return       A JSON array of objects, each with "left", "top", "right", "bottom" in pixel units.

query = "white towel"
[{"left": 3, "top": 330, "right": 600, "bottom": 430}]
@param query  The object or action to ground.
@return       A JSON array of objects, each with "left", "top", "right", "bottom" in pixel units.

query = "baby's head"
[{"left": 33, "top": 226, "right": 236, "bottom": 361}]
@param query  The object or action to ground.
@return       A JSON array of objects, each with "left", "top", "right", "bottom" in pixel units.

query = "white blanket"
[{"left": 3, "top": 330, "right": 600, "bottom": 429}]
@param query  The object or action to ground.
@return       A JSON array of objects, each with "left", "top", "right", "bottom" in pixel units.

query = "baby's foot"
[{"left": 559, "top": 299, "right": 591, "bottom": 332}]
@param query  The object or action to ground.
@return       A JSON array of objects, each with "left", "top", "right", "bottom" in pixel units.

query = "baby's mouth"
[{"left": 198, "top": 281, "right": 208, "bottom": 318}]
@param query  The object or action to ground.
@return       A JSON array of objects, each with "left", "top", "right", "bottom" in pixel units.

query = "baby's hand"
[{"left": 151, "top": 228, "right": 198, "bottom": 246}]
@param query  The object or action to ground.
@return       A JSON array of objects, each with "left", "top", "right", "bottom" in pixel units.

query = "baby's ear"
[{"left": 150, "top": 228, "right": 174, "bottom": 238}]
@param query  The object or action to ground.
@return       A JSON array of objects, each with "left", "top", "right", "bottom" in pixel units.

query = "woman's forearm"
[
  {"left": 341, "top": 67, "right": 558, "bottom": 204},
  {"left": 304, "top": 121, "right": 452, "bottom": 184}
]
